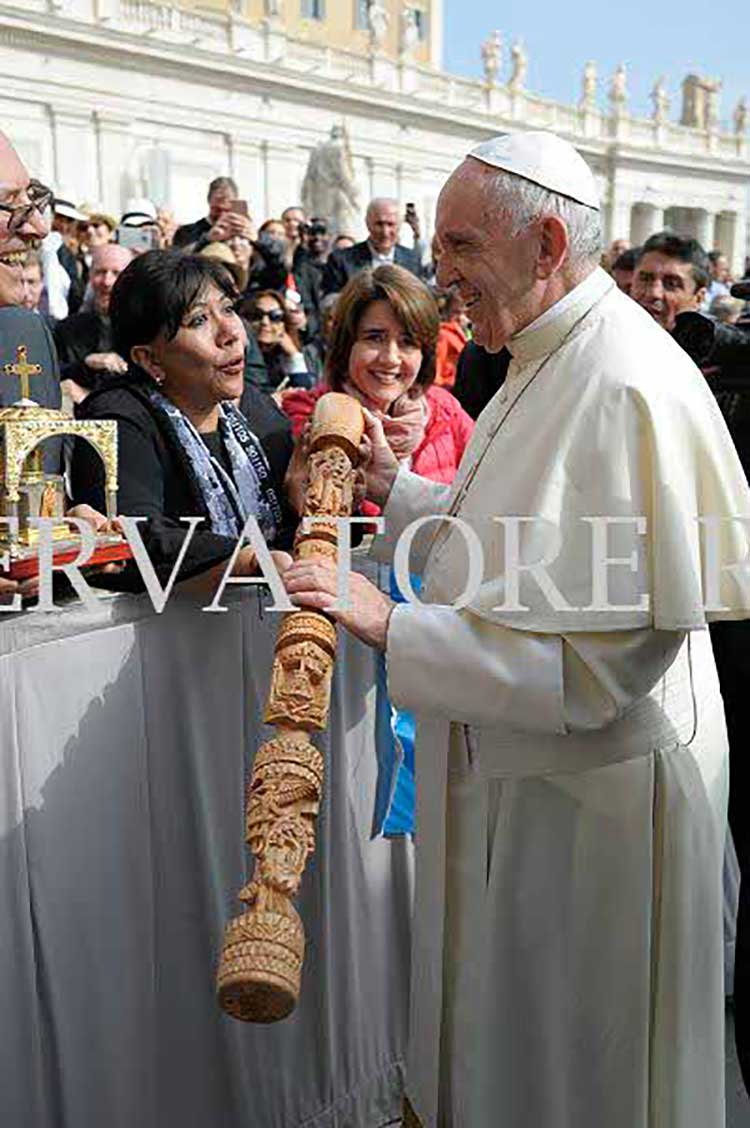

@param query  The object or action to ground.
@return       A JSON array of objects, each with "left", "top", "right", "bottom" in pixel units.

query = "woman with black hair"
[
  {"left": 241, "top": 289, "right": 318, "bottom": 393},
  {"left": 70, "top": 249, "right": 296, "bottom": 591}
]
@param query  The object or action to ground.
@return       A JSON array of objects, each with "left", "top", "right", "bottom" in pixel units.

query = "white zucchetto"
[{"left": 468, "top": 131, "right": 600, "bottom": 210}]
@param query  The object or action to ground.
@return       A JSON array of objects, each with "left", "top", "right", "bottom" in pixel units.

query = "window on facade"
[
  {"left": 409, "top": 7, "right": 429, "bottom": 40},
  {"left": 301, "top": 0, "right": 325, "bottom": 19},
  {"left": 354, "top": 0, "right": 369, "bottom": 30}
]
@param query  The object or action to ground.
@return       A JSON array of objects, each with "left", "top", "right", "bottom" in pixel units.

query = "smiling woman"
[
  {"left": 283, "top": 265, "right": 474, "bottom": 490},
  {"left": 69, "top": 250, "right": 297, "bottom": 592}
]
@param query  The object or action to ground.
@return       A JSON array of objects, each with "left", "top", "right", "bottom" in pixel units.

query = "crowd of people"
[{"left": 5, "top": 125, "right": 750, "bottom": 1127}]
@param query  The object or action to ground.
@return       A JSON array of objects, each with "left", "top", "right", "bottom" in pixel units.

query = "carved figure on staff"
[{"left": 216, "top": 391, "right": 364, "bottom": 1024}]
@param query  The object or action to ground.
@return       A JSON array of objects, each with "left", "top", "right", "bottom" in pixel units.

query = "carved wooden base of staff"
[{"left": 217, "top": 392, "right": 364, "bottom": 1023}]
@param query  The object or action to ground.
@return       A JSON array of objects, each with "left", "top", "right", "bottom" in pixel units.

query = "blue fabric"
[{"left": 371, "top": 569, "right": 419, "bottom": 838}]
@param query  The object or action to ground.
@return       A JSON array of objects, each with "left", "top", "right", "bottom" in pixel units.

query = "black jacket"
[
  {"left": 54, "top": 309, "right": 115, "bottom": 391},
  {"left": 70, "top": 375, "right": 295, "bottom": 591},
  {"left": 246, "top": 235, "right": 323, "bottom": 338},
  {"left": 321, "top": 241, "right": 423, "bottom": 295},
  {"left": 452, "top": 341, "right": 511, "bottom": 420},
  {"left": 173, "top": 217, "right": 211, "bottom": 250},
  {"left": 57, "top": 243, "right": 85, "bottom": 315}
]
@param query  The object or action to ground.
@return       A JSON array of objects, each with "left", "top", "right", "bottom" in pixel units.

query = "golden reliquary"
[{"left": 0, "top": 344, "right": 129, "bottom": 579}]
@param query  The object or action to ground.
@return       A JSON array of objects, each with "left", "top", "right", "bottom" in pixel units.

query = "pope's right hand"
[{"left": 359, "top": 407, "right": 400, "bottom": 508}]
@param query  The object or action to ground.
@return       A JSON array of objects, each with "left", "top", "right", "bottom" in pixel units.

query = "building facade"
[{"left": 2, "top": 0, "right": 749, "bottom": 270}]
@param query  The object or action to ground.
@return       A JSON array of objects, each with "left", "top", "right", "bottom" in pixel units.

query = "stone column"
[
  {"left": 606, "top": 186, "right": 632, "bottom": 246},
  {"left": 693, "top": 208, "right": 714, "bottom": 250},
  {"left": 715, "top": 212, "right": 740, "bottom": 271},
  {"left": 730, "top": 210, "right": 748, "bottom": 278},
  {"left": 630, "top": 203, "right": 665, "bottom": 245},
  {"left": 92, "top": 112, "right": 135, "bottom": 212},
  {"left": 264, "top": 143, "right": 306, "bottom": 219},
  {"left": 48, "top": 106, "right": 97, "bottom": 201},
  {"left": 371, "top": 161, "right": 399, "bottom": 202},
  {"left": 232, "top": 140, "right": 263, "bottom": 216}
]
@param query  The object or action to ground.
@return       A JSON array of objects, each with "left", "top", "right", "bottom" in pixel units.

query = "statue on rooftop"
[
  {"left": 580, "top": 61, "right": 597, "bottom": 110},
  {"left": 508, "top": 40, "right": 527, "bottom": 91},
  {"left": 481, "top": 31, "right": 502, "bottom": 88}
]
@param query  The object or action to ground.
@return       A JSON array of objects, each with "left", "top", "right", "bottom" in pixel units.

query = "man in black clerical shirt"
[{"left": 54, "top": 243, "right": 132, "bottom": 397}]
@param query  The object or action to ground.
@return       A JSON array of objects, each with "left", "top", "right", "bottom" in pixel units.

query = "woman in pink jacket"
[
  {"left": 281, "top": 265, "right": 474, "bottom": 834},
  {"left": 281, "top": 264, "right": 474, "bottom": 501}
]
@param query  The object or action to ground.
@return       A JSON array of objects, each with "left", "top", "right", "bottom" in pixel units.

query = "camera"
[
  {"left": 304, "top": 220, "right": 328, "bottom": 238},
  {"left": 116, "top": 225, "right": 159, "bottom": 253},
  {"left": 672, "top": 311, "right": 750, "bottom": 387}
]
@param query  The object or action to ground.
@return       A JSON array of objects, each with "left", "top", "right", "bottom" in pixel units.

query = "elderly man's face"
[
  {"left": 711, "top": 254, "right": 729, "bottom": 283},
  {"left": 631, "top": 250, "right": 704, "bottom": 332},
  {"left": 90, "top": 244, "right": 132, "bottom": 315},
  {"left": 0, "top": 134, "right": 49, "bottom": 308},
  {"left": 367, "top": 202, "right": 399, "bottom": 254},
  {"left": 435, "top": 162, "right": 541, "bottom": 352}
]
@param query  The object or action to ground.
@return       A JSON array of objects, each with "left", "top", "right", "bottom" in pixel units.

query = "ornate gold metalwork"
[
  {"left": 3, "top": 344, "right": 41, "bottom": 400},
  {"left": 0, "top": 344, "right": 120, "bottom": 556},
  {"left": 217, "top": 392, "right": 364, "bottom": 1023}
]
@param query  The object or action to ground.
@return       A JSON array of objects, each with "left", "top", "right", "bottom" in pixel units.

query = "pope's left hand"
[{"left": 283, "top": 557, "right": 394, "bottom": 651}]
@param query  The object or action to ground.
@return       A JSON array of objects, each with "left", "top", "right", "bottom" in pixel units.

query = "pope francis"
[{"left": 283, "top": 132, "right": 750, "bottom": 1128}]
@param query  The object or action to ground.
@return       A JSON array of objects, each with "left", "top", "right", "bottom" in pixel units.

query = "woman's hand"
[
  {"left": 66, "top": 503, "right": 120, "bottom": 535},
  {"left": 60, "top": 378, "right": 89, "bottom": 405},
  {"left": 178, "top": 547, "right": 293, "bottom": 596},
  {"left": 230, "top": 547, "right": 294, "bottom": 578},
  {"left": 284, "top": 426, "right": 310, "bottom": 516},
  {"left": 84, "top": 351, "right": 128, "bottom": 374},
  {"left": 381, "top": 394, "right": 429, "bottom": 460},
  {"left": 358, "top": 407, "right": 400, "bottom": 508},
  {"left": 279, "top": 329, "right": 301, "bottom": 358},
  {"left": 0, "top": 575, "right": 36, "bottom": 605},
  {"left": 283, "top": 556, "right": 394, "bottom": 651}
]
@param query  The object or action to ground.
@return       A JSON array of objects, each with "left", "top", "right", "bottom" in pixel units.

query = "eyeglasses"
[
  {"left": 251, "top": 308, "right": 285, "bottom": 324},
  {"left": 0, "top": 180, "right": 54, "bottom": 233}
]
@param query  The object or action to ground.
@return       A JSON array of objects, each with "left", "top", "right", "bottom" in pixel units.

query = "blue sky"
[{"left": 442, "top": 1, "right": 748, "bottom": 128}]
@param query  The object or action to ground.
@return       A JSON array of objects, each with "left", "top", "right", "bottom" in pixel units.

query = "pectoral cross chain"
[{"left": 3, "top": 345, "right": 41, "bottom": 401}]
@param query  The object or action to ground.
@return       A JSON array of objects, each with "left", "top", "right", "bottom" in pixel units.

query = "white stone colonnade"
[{"left": 1, "top": 0, "right": 749, "bottom": 273}]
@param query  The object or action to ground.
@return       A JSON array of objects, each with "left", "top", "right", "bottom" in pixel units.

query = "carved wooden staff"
[{"left": 217, "top": 392, "right": 364, "bottom": 1023}]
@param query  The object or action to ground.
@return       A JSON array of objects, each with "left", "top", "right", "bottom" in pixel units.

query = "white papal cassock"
[{"left": 373, "top": 268, "right": 750, "bottom": 1128}]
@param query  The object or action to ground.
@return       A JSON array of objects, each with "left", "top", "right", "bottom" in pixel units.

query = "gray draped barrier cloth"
[{"left": 0, "top": 586, "right": 413, "bottom": 1128}]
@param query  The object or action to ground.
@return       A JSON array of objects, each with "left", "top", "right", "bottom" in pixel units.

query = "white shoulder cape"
[{"left": 421, "top": 270, "right": 750, "bottom": 632}]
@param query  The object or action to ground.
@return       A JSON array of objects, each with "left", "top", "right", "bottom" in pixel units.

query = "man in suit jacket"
[
  {"left": 322, "top": 197, "right": 423, "bottom": 295},
  {"left": 173, "top": 175, "right": 238, "bottom": 250}
]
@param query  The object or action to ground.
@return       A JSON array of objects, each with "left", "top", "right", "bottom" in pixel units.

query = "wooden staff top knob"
[{"left": 308, "top": 392, "right": 364, "bottom": 463}]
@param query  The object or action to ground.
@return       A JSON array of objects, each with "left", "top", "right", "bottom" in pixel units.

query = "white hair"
[
  {"left": 366, "top": 197, "right": 399, "bottom": 220},
  {"left": 458, "top": 163, "right": 602, "bottom": 265},
  {"left": 709, "top": 294, "right": 743, "bottom": 323}
]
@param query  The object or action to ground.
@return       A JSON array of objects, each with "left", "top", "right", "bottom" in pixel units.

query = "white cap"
[
  {"left": 467, "top": 131, "right": 600, "bottom": 210},
  {"left": 53, "top": 192, "right": 88, "bottom": 222},
  {"left": 120, "top": 197, "right": 158, "bottom": 227}
]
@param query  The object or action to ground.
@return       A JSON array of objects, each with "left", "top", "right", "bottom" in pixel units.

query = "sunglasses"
[{"left": 251, "top": 308, "right": 285, "bottom": 324}]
